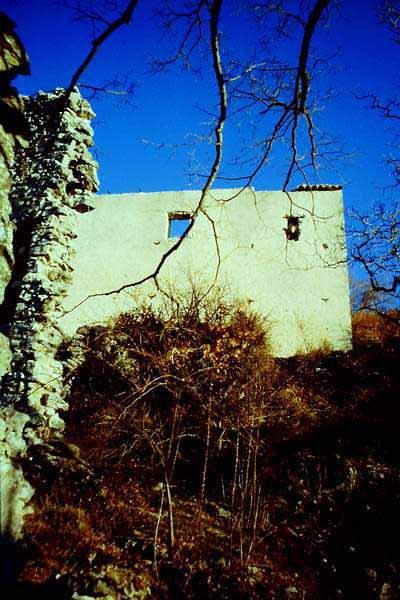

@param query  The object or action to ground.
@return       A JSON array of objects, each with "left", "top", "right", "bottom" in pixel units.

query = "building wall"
[{"left": 60, "top": 187, "right": 352, "bottom": 357}]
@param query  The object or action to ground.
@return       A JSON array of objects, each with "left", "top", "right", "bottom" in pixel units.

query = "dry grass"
[{"left": 18, "top": 303, "right": 400, "bottom": 599}]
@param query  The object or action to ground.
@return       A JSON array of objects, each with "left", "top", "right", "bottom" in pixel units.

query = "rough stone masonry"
[{"left": 0, "top": 13, "right": 98, "bottom": 538}]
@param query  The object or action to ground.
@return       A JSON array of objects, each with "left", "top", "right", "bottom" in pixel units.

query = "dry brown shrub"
[
  {"left": 21, "top": 503, "right": 122, "bottom": 583},
  {"left": 19, "top": 296, "right": 400, "bottom": 598},
  {"left": 352, "top": 310, "right": 400, "bottom": 347}
]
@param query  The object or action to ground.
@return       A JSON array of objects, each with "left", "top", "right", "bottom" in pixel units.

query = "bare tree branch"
[
  {"left": 295, "top": 0, "right": 330, "bottom": 114},
  {"left": 151, "top": 0, "right": 206, "bottom": 72},
  {"left": 208, "top": 0, "right": 333, "bottom": 195},
  {"left": 380, "top": 0, "right": 400, "bottom": 42},
  {"left": 63, "top": 0, "right": 139, "bottom": 103},
  {"left": 354, "top": 91, "right": 400, "bottom": 120},
  {"left": 349, "top": 202, "right": 400, "bottom": 310},
  {"left": 60, "top": 0, "right": 227, "bottom": 315}
]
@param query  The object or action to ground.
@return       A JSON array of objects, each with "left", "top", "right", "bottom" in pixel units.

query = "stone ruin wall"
[
  {"left": 0, "top": 12, "right": 29, "bottom": 368},
  {"left": 0, "top": 14, "right": 98, "bottom": 538}
]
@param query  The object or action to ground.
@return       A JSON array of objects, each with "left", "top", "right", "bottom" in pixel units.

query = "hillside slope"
[{"left": 11, "top": 304, "right": 400, "bottom": 599}]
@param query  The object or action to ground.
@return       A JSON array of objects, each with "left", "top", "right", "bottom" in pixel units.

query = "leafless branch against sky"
[{"left": 60, "top": 0, "right": 227, "bottom": 314}]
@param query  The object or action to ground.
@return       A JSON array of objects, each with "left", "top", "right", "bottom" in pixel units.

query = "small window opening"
[
  {"left": 284, "top": 215, "right": 301, "bottom": 241},
  {"left": 168, "top": 213, "right": 192, "bottom": 238}
]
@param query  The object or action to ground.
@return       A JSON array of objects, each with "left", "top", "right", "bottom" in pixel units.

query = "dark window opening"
[
  {"left": 168, "top": 213, "right": 192, "bottom": 238},
  {"left": 284, "top": 215, "right": 301, "bottom": 241}
]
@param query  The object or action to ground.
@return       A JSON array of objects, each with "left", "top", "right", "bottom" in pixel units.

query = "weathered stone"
[
  {"left": 380, "top": 583, "right": 397, "bottom": 600},
  {"left": 0, "top": 407, "right": 34, "bottom": 538},
  {"left": 0, "top": 332, "right": 11, "bottom": 376},
  {"left": 0, "top": 14, "right": 30, "bottom": 78},
  {"left": 0, "top": 15, "right": 30, "bottom": 313},
  {"left": 0, "top": 70, "right": 97, "bottom": 541}
]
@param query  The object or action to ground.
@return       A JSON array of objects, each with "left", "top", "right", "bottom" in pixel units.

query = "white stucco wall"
[{"left": 58, "top": 188, "right": 352, "bottom": 357}]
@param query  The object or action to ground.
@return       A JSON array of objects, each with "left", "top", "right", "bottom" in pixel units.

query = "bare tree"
[
  {"left": 349, "top": 202, "right": 400, "bottom": 314},
  {"left": 220, "top": 0, "right": 334, "bottom": 192},
  {"left": 350, "top": 1, "right": 400, "bottom": 316}
]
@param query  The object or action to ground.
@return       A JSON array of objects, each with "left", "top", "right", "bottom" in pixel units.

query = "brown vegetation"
[{"left": 18, "top": 301, "right": 400, "bottom": 599}]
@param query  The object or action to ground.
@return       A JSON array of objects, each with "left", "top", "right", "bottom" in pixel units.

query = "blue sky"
[{"left": 4, "top": 0, "right": 400, "bottom": 214}]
